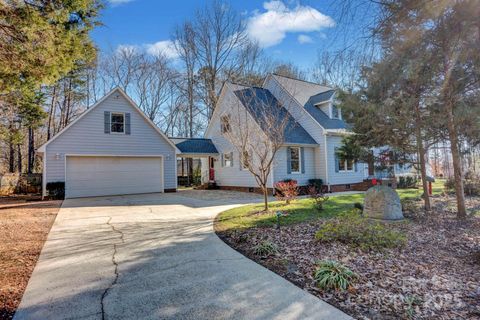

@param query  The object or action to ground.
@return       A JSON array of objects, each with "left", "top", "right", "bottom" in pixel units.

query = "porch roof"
[{"left": 169, "top": 137, "right": 219, "bottom": 156}]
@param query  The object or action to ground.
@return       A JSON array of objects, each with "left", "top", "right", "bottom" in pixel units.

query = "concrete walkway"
[{"left": 15, "top": 190, "right": 351, "bottom": 320}]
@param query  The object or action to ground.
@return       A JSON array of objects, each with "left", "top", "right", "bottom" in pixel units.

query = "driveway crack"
[{"left": 100, "top": 216, "right": 125, "bottom": 320}]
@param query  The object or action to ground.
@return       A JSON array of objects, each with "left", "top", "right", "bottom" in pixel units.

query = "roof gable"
[
  {"left": 38, "top": 88, "right": 178, "bottom": 153},
  {"left": 233, "top": 87, "right": 317, "bottom": 145}
]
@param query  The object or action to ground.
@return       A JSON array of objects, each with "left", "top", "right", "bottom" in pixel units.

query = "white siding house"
[{"left": 38, "top": 88, "right": 178, "bottom": 198}]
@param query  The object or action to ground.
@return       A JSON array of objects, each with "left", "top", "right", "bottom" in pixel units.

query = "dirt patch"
[
  {"left": 0, "top": 197, "right": 61, "bottom": 320},
  {"left": 217, "top": 196, "right": 480, "bottom": 319}
]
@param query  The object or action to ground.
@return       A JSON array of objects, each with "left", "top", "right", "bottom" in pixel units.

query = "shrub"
[
  {"left": 46, "top": 181, "right": 65, "bottom": 200},
  {"left": 253, "top": 240, "right": 278, "bottom": 257},
  {"left": 313, "top": 260, "right": 357, "bottom": 291},
  {"left": 353, "top": 202, "right": 364, "bottom": 211},
  {"left": 275, "top": 180, "right": 298, "bottom": 204},
  {"left": 397, "top": 176, "right": 418, "bottom": 189},
  {"left": 445, "top": 171, "right": 480, "bottom": 196},
  {"left": 308, "top": 185, "right": 329, "bottom": 211},
  {"left": 315, "top": 210, "right": 407, "bottom": 251},
  {"left": 308, "top": 179, "right": 323, "bottom": 191}
]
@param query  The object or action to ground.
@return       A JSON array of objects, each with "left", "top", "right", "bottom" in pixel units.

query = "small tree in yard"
[{"left": 223, "top": 87, "right": 291, "bottom": 211}]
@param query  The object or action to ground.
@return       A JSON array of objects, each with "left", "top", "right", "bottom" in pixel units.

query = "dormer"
[{"left": 311, "top": 90, "right": 341, "bottom": 120}]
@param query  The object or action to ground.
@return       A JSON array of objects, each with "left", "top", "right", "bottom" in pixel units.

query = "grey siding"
[
  {"left": 272, "top": 146, "right": 317, "bottom": 185},
  {"left": 326, "top": 135, "right": 366, "bottom": 185},
  {"left": 45, "top": 92, "right": 177, "bottom": 189}
]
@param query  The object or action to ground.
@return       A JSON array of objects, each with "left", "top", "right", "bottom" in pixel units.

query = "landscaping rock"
[{"left": 363, "top": 185, "right": 403, "bottom": 220}]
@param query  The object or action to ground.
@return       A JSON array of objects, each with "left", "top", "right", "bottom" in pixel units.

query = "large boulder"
[{"left": 363, "top": 185, "right": 403, "bottom": 220}]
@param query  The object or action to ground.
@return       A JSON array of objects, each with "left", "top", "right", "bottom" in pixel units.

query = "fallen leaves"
[{"left": 218, "top": 195, "right": 480, "bottom": 319}]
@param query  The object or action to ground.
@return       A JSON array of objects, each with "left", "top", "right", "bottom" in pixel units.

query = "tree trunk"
[
  {"left": 17, "top": 144, "right": 22, "bottom": 173},
  {"left": 446, "top": 103, "right": 467, "bottom": 218},
  {"left": 8, "top": 122, "right": 14, "bottom": 173},
  {"left": 414, "top": 125, "right": 431, "bottom": 212},
  {"left": 28, "top": 127, "right": 35, "bottom": 174},
  {"left": 47, "top": 86, "right": 57, "bottom": 140},
  {"left": 263, "top": 186, "right": 268, "bottom": 211}
]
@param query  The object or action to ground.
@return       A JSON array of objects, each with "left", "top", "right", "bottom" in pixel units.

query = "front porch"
[{"left": 170, "top": 138, "right": 219, "bottom": 188}]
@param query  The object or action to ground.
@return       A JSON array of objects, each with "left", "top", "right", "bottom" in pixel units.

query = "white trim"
[
  {"left": 324, "top": 134, "right": 329, "bottom": 185},
  {"left": 338, "top": 158, "right": 355, "bottom": 173},
  {"left": 289, "top": 146, "right": 301, "bottom": 174},
  {"left": 205, "top": 83, "right": 228, "bottom": 137},
  {"left": 110, "top": 112, "right": 125, "bottom": 134},
  {"left": 37, "top": 87, "right": 179, "bottom": 153},
  {"left": 42, "top": 153, "right": 47, "bottom": 198},
  {"left": 64, "top": 154, "right": 165, "bottom": 199}
]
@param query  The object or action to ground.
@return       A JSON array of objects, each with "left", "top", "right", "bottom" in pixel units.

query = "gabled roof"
[
  {"left": 304, "top": 96, "right": 348, "bottom": 130},
  {"left": 170, "top": 138, "right": 218, "bottom": 154},
  {"left": 270, "top": 74, "right": 348, "bottom": 130},
  {"left": 233, "top": 87, "right": 317, "bottom": 145},
  {"left": 37, "top": 87, "right": 179, "bottom": 153},
  {"left": 271, "top": 74, "right": 333, "bottom": 106}
]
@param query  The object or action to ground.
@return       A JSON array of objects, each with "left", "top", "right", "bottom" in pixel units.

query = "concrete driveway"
[{"left": 15, "top": 190, "right": 351, "bottom": 320}]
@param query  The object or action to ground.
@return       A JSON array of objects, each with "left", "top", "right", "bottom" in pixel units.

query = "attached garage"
[{"left": 65, "top": 156, "right": 164, "bottom": 198}]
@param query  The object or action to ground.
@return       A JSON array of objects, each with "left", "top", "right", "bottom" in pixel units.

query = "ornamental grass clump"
[
  {"left": 252, "top": 240, "right": 279, "bottom": 257},
  {"left": 315, "top": 209, "right": 407, "bottom": 251},
  {"left": 313, "top": 260, "right": 357, "bottom": 291}
]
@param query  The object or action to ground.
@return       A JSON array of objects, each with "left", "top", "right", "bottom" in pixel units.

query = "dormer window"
[{"left": 331, "top": 105, "right": 341, "bottom": 119}]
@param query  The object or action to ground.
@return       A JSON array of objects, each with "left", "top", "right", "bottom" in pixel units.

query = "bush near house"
[
  {"left": 46, "top": 181, "right": 65, "bottom": 200},
  {"left": 397, "top": 176, "right": 418, "bottom": 189},
  {"left": 274, "top": 179, "right": 299, "bottom": 204}
]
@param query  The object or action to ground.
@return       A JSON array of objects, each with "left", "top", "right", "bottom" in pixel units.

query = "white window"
[
  {"left": 331, "top": 105, "right": 341, "bottom": 119},
  {"left": 111, "top": 113, "right": 125, "bottom": 133},
  {"left": 290, "top": 147, "right": 301, "bottom": 174},
  {"left": 223, "top": 152, "right": 232, "bottom": 167},
  {"left": 220, "top": 115, "right": 231, "bottom": 133},
  {"left": 339, "top": 158, "right": 355, "bottom": 172}
]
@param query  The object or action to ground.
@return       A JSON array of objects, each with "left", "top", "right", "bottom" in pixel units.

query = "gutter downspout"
[{"left": 323, "top": 132, "right": 330, "bottom": 192}]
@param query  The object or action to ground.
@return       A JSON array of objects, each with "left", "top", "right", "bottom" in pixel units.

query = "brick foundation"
[
  {"left": 218, "top": 185, "right": 274, "bottom": 195},
  {"left": 328, "top": 181, "right": 372, "bottom": 193}
]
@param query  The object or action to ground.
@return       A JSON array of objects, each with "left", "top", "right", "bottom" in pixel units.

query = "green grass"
[{"left": 215, "top": 179, "right": 446, "bottom": 232}]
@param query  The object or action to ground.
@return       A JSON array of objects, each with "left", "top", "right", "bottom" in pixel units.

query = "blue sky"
[{"left": 92, "top": 0, "right": 369, "bottom": 70}]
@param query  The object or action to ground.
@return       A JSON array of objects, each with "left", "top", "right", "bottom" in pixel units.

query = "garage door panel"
[{"left": 66, "top": 156, "right": 163, "bottom": 198}]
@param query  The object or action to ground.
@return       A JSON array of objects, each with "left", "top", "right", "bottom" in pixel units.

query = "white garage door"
[{"left": 66, "top": 156, "right": 163, "bottom": 198}]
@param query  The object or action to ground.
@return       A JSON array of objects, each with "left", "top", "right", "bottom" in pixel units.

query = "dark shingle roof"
[
  {"left": 233, "top": 87, "right": 317, "bottom": 145},
  {"left": 170, "top": 138, "right": 218, "bottom": 154},
  {"left": 272, "top": 74, "right": 347, "bottom": 130},
  {"left": 304, "top": 97, "right": 348, "bottom": 130}
]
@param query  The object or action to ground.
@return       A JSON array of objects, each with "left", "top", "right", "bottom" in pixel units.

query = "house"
[
  {"left": 39, "top": 74, "right": 407, "bottom": 199},
  {"left": 203, "top": 74, "right": 368, "bottom": 193}
]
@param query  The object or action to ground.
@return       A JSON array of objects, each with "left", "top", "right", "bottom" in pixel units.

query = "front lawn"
[{"left": 216, "top": 180, "right": 445, "bottom": 232}]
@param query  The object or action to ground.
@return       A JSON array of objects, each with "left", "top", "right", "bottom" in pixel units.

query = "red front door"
[{"left": 209, "top": 157, "right": 215, "bottom": 181}]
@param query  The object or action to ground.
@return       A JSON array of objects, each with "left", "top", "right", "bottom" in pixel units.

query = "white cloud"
[
  {"left": 108, "top": 0, "right": 135, "bottom": 6},
  {"left": 145, "top": 40, "right": 179, "bottom": 59},
  {"left": 297, "top": 34, "right": 313, "bottom": 44},
  {"left": 116, "top": 40, "right": 179, "bottom": 60},
  {"left": 247, "top": 1, "right": 335, "bottom": 48}
]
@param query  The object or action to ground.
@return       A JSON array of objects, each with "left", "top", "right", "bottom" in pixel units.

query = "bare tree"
[
  {"left": 223, "top": 87, "right": 290, "bottom": 211},
  {"left": 193, "top": 0, "right": 249, "bottom": 118}
]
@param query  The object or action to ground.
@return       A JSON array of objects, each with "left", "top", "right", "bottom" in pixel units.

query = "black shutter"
[
  {"left": 104, "top": 111, "right": 110, "bottom": 134},
  {"left": 125, "top": 113, "right": 131, "bottom": 135}
]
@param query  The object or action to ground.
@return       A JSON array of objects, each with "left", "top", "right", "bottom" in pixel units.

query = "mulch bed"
[
  {"left": 217, "top": 195, "right": 480, "bottom": 319},
  {"left": 0, "top": 196, "right": 61, "bottom": 320}
]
